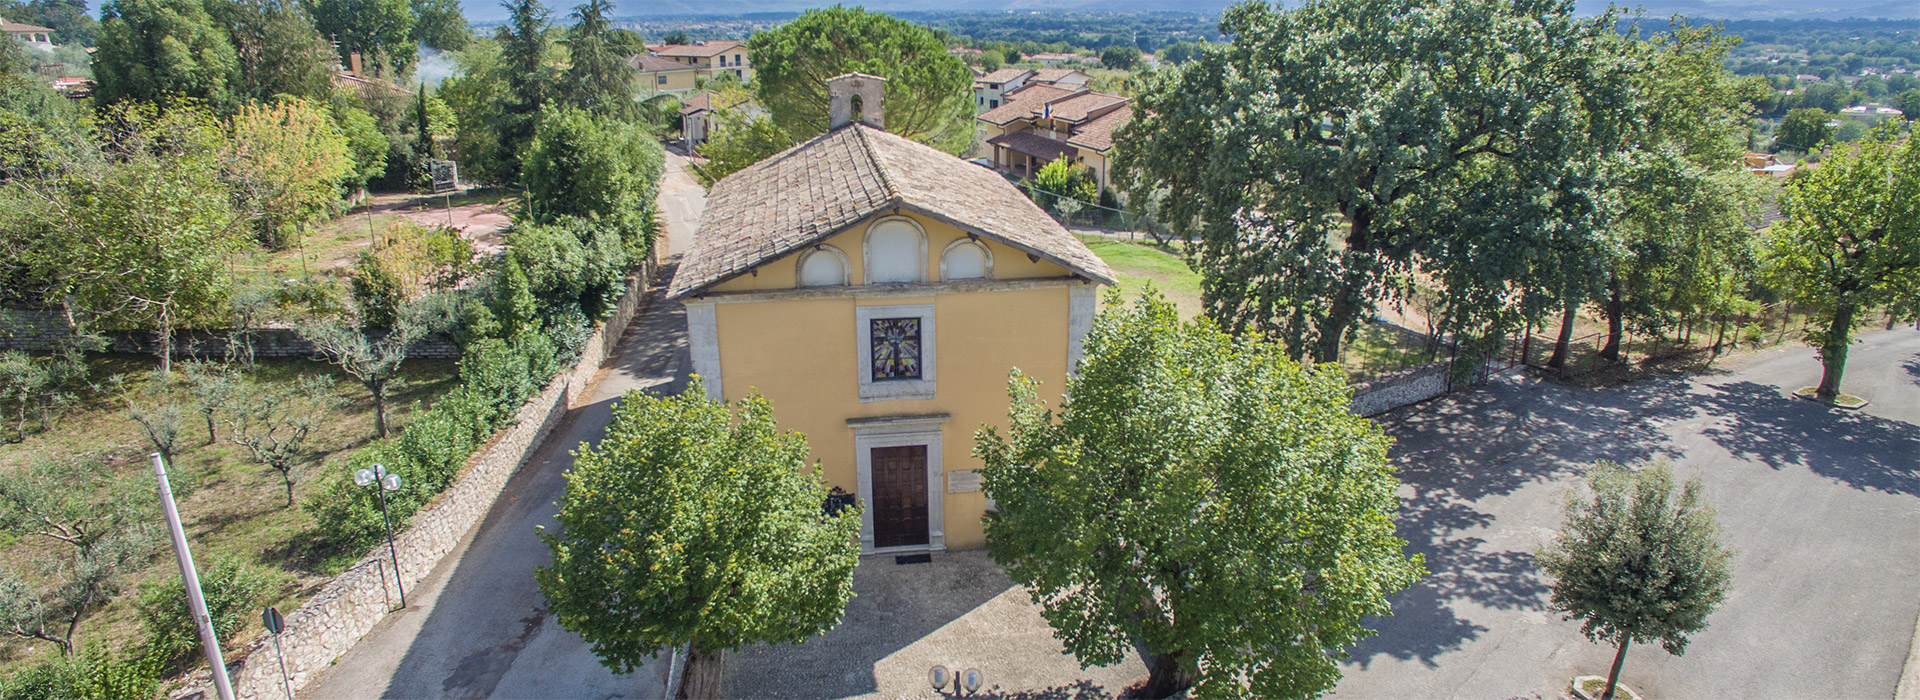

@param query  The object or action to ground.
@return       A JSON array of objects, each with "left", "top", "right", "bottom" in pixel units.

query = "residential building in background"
[
  {"left": 629, "top": 53, "right": 700, "bottom": 93},
  {"left": 671, "top": 74, "right": 1114, "bottom": 554},
  {"left": 2, "top": 20, "right": 55, "bottom": 50},
  {"left": 648, "top": 40, "right": 752, "bottom": 82},
  {"left": 977, "top": 83, "right": 1133, "bottom": 194}
]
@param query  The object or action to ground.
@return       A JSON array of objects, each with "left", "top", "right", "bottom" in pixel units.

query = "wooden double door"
[{"left": 870, "top": 445, "right": 929, "bottom": 548}]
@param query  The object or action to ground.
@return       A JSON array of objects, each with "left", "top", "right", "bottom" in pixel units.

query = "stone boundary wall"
[
  {"left": 175, "top": 262, "right": 654, "bottom": 700},
  {"left": 0, "top": 308, "right": 462, "bottom": 360},
  {"left": 1349, "top": 362, "right": 1453, "bottom": 417}
]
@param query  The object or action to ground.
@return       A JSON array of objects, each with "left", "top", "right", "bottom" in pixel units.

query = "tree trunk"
[
  {"left": 1816, "top": 303, "right": 1855, "bottom": 401},
  {"left": 1140, "top": 649, "right": 1195, "bottom": 700},
  {"left": 1601, "top": 636, "right": 1630, "bottom": 700},
  {"left": 1598, "top": 276, "right": 1624, "bottom": 364},
  {"left": 372, "top": 379, "right": 390, "bottom": 438},
  {"left": 205, "top": 411, "right": 218, "bottom": 445},
  {"left": 1547, "top": 304, "right": 1577, "bottom": 373},
  {"left": 283, "top": 471, "right": 296, "bottom": 507},
  {"left": 156, "top": 308, "right": 173, "bottom": 379},
  {"left": 678, "top": 647, "right": 723, "bottom": 700}
]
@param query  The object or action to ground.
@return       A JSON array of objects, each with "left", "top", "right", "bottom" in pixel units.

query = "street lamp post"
[
  {"left": 355, "top": 463, "right": 405, "bottom": 609},
  {"left": 929, "top": 665, "right": 983, "bottom": 697}
]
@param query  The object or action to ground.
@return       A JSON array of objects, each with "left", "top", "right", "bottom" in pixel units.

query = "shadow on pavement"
[
  {"left": 1905, "top": 357, "right": 1920, "bottom": 386},
  {"left": 1348, "top": 374, "right": 1698, "bottom": 668},
  {"left": 1699, "top": 380, "right": 1920, "bottom": 497},
  {"left": 975, "top": 679, "right": 1125, "bottom": 699},
  {"left": 723, "top": 553, "right": 1016, "bottom": 699}
]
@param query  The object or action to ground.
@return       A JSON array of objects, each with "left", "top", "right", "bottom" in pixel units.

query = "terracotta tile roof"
[
  {"left": 627, "top": 53, "right": 698, "bottom": 73},
  {"left": 1030, "top": 68, "right": 1086, "bottom": 84},
  {"left": 654, "top": 41, "right": 741, "bottom": 58},
  {"left": 680, "top": 92, "right": 711, "bottom": 115},
  {"left": 625, "top": 52, "right": 702, "bottom": 73},
  {"left": 1044, "top": 92, "right": 1127, "bottom": 122},
  {"left": 1, "top": 21, "right": 55, "bottom": 33},
  {"left": 987, "top": 131, "right": 1077, "bottom": 161},
  {"left": 976, "top": 68, "right": 1033, "bottom": 85},
  {"left": 1066, "top": 105, "right": 1133, "bottom": 153},
  {"left": 978, "top": 84, "right": 1073, "bottom": 125},
  {"left": 670, "top": 125, "right": 1115, "bottom": 298}
]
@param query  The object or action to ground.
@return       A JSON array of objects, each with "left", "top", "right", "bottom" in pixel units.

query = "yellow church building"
[{"left": 668, "top": 74, "right": 1115, "bottom": 553}]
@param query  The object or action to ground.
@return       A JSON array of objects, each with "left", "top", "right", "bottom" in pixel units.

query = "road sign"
[{"left": 262, "top": 606, "right": 285, "bottom": 636}]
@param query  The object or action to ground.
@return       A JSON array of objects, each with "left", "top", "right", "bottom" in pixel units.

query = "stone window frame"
[
  {"left": 861, "top": 216, "right": 928, "bottom": 285},
  {"left": 939, "top": 238, "right": 994, "bottom": 281},
  {"left": 856, "top": 303, "right": 936, "bottom": 402},
  {"left": 795, "top": 244, "right": 852, "bottom": 287}
]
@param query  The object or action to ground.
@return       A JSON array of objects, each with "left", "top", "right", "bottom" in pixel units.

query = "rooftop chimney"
[{"left": 828, "top": 73, "right": 886, "bottom": 130}]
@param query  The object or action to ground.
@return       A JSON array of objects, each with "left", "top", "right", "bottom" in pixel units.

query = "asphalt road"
[
  {"left": 1332, "top": 327, "right": 1920, "bottom": 700},
  {"left": 298, "top": 162, "right": 707, "bottom": 700}
]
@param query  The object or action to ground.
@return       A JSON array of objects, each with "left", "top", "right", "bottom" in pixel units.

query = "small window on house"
[
  {"left": 864, "top": 218, "right": 925, "bottom": 284},
  {"left": 657, "top": 75, "right": 667, "bottom": 85},
  {"left": 797, "top": 246, "right": 850, "bottom": 287},
  {"left": 941, "top": 239, "right": 992, "bottom": 280},
  {"left": 870, "top": 318, "right": 922, "bottom": 381},
  {"left": 990, "top": 99, "right": 999, "bottom": 109}
]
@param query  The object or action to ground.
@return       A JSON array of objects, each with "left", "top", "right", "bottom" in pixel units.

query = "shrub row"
[{"left": 304, "top": 331, "right": 566, "bottom": 552}]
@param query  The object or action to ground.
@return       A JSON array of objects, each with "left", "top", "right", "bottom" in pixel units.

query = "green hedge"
[{"left": 305, "top": 331, "right": 562, "bottom": 552}]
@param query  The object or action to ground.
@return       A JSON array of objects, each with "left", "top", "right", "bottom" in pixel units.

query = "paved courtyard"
[{"left": 1334, "top": 328, "right": 1920, "bottom": 700}]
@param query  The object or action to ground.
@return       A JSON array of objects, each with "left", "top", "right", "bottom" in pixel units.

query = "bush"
[
  {"left": 507, "top": 219, "right": 630, "bottom": 323},
  {"left": 350, "top": 253, "right": 407, "bottom": 327},
  {"left": 306, "top": 329, "right": 564, "bottom": 552},
  {"left": 0, "top": 645, "right": 160, "bottom": 700},
  {"left": 135, "top": 554, "right": 275, "bottom": 673}
]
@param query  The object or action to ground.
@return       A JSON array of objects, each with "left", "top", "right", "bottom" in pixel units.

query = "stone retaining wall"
[
  {"left": 1349, "top": 362, "right": 1453, "bottom": 417},
  {"left": 175, "top": 262, "right": 653, "bottom": 700}
]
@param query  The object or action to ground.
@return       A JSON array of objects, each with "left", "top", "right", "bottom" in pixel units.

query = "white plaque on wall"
[{"left": 947, "top": 469, "right": 982, "bottom": 493}]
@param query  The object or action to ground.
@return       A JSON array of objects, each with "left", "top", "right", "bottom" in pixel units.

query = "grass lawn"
[
  {"left": 1078, "top": 235, "right": 1203, "bottom": 318},
  {"left": 0, "top": 355, "right": 458, "bottom": 673}
]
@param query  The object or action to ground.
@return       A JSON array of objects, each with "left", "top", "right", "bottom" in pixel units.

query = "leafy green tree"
[
  {"left": 308, "top": 0, "right": 416, "bottom": 75},
  {"left": 0, "top": 457, "right": 158, "bottom": 656},
  {"left": 91, "top": 0, "right": 240, "bottom": 111},
  {"left": 505, "top": 218, "right": 629, "bottom": 321},
  {"left": 1098, "top": 43, "right": 1139, "bottom": 70},
  {"left": 978, "top": 289, "right": 1425, "bottom": 699},
  {"left": 217, "top": 0, "right": 339, "bottom": 103},
  {"left": 1775, "top": 107, "right": 1834, "bottom": 153},
  {"left": 178, "top": 360, "right": 240, "bottom": 444},
  {"left": 658, "top": 29, "right": 687, "bottom": 45},
  {"left": 5, "top": 105, "right": 247, "bottom": 377},
  {"left": 1158, "top": 40, "right": 1204, "bottom": 65},
  {"left": 977, "top": 48, "right": 1003, "bottom": 71},
  {"left": 328, "top": 100, "right": 390, "bottom": 194},
  {"left": 1538, "top": 461, "right": 1732, "bottom": 700},
  {"left": 410, "top": 0, "right": 469, "bottom": 51},
  {"left": 224, "top": 97, "right": 356, "bottom": 249},
  {"left": 750, "top": 6, "right": 975, "bottom": 153},
  {"left": 537, "top": 381, "right": 861, "bottom": 700},
  {"left": 523, "top": 106, "right": 663, "bottom": 253},
  {"left": 1117, "top": 0, "right": 1633, "bottom": 363},
  {"left": 1023, "top": 158, "right": 1096, "bottom": 213},
  {"left": 693, "top": 108, "right": 791, "bottom": 184},
  {"left": 1761, "top": 121, "right": 1920, "bottom": 402},
  {"left": 438, "top": 37, "right": 509, "bottom": 183},
  {"left": 1586, "top": 23, "right": 1762, "bottom": 366},
  {"left": 560, "top": 0, "right": 635, "bottom": 117},
  {"left": 1898, "top": 90, "right": 1920, "bottom": 124},
  {"left": 494, "top": 0, "right": 555, "bottom": 184}
]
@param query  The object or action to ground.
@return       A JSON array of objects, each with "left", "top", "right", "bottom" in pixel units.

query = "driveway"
[
  {"left": 655, "top": 153, "right": 705, "bottom": 260},
  {"left": 1333, "top": 328, "right": 1920, "bottom": 700}
]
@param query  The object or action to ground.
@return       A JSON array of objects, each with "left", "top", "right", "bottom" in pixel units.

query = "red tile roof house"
[{"left": 976, "top": 83, "right": 1133, "bottom": 194}]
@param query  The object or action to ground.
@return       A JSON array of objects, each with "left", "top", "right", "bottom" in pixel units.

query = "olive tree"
[
  {"left": 977, "top": 289, "right": 1425, "bottom": 699},
  {"left": 537, "top": 381, "right": 860, "bottom": 700},
  {"left": 1537, "top": 461, "right": 1732, "bottom": 700}
]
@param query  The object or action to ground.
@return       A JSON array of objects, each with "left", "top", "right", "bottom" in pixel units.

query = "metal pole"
[
  {"left": 376, "top": 484, "right": 406, "bottom": 609},
  {"left": 271, "top": 634, "right": 291, "bottom": 700},
  {"left": 151, "top": 453, "right": 236, "bottom": 700}
]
